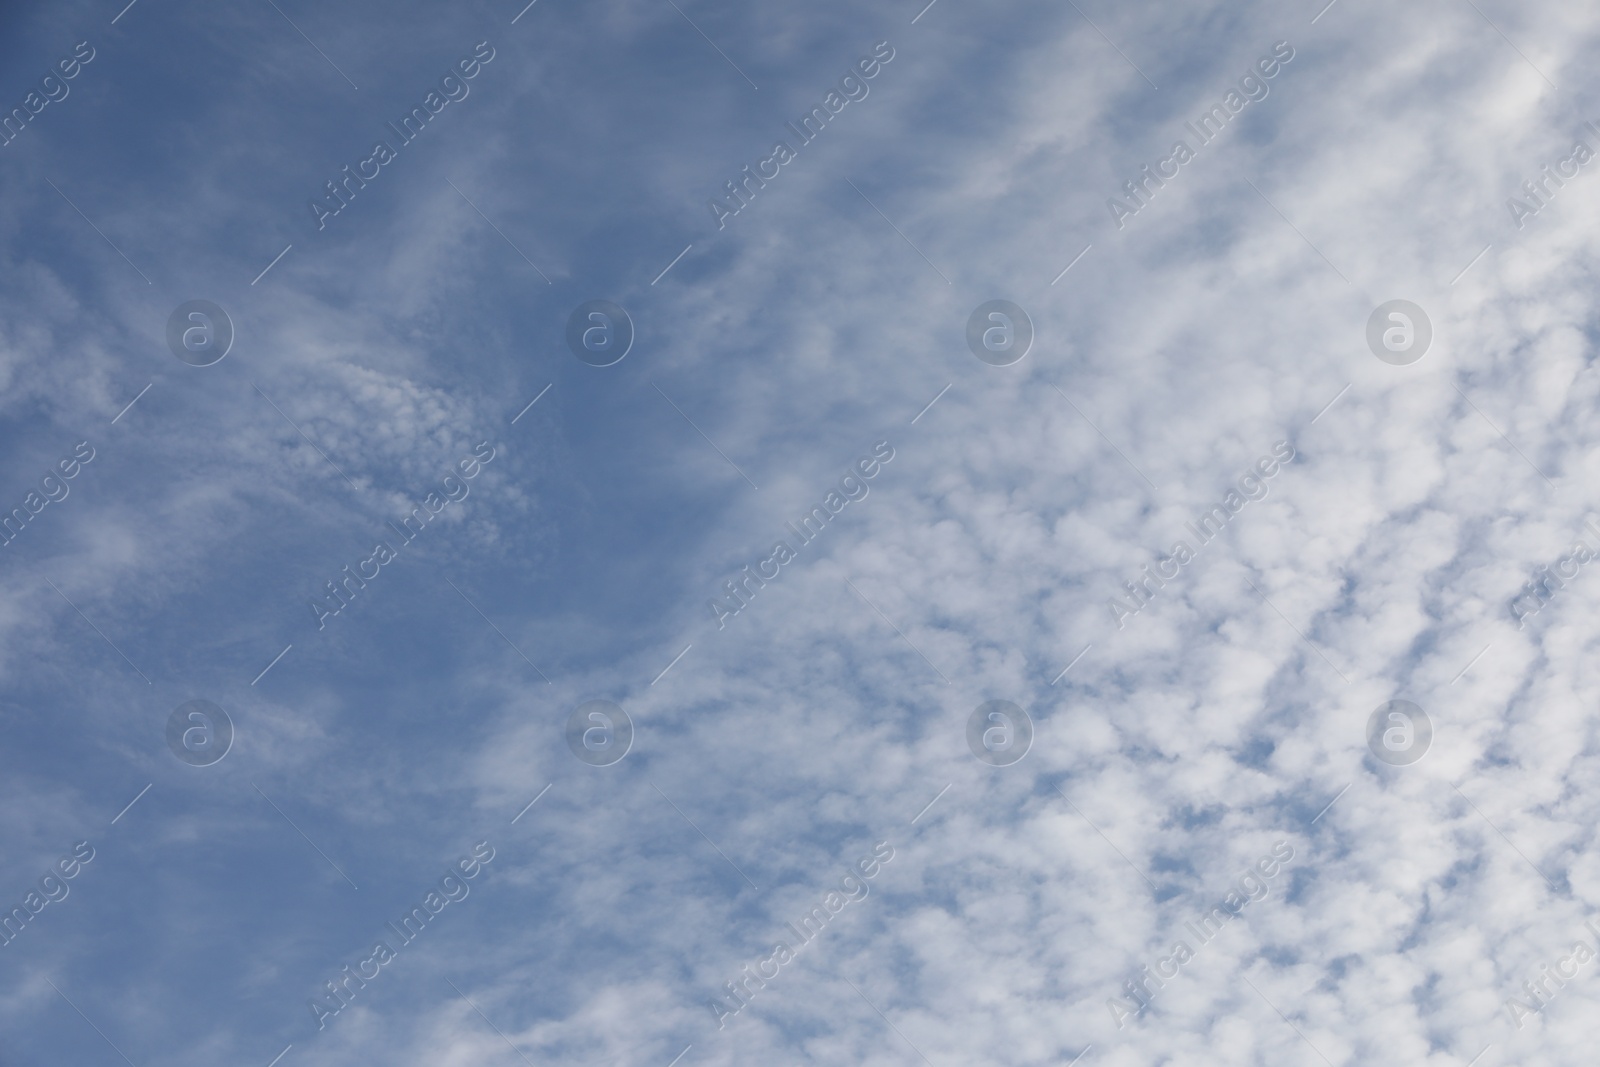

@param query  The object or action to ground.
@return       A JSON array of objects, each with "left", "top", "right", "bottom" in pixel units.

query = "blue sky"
[{"left": 4, "top": 0, "right": 1600, "bottom": 1065}]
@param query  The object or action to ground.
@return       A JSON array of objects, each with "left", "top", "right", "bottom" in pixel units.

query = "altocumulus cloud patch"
[{"left": 4, "top": 2, "right": 1600, "bottom": 1067}]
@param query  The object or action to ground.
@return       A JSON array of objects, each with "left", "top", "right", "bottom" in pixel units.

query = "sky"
[{"left": 2, "top": 0, "right": 1600, "bottom": 1064}]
